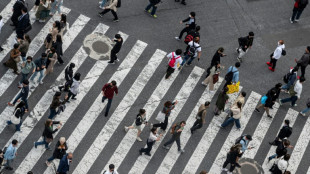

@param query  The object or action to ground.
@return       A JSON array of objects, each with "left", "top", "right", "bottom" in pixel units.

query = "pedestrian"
[
  {"left": 279, "top": 77, "right": 305, "bottom": 107},
  {"left": 45, "top": 48, "right": 58, "bottom": 75},
  {"left": 202, "top": 62, "right": 224, "bottom": 93},
  {"left": 139, "top": 127, "right": 162, "bottom": 156},
  {"left": 266, "top": 40, "right": 285, "bottom": 72},
  {"left": 125, "top": 109, "right": 148, "bottom": 142},
  {"left": 0, "top": 15, "right": 3, "bottom": 52},
  {"left": 290, "top": 0, "right": 308, "bottom": 23},
  {"left": 221, "top": 144, "right": 242, "bottom": 174},
  {"left": 236, "top": 31, "right": 254, "bottom": 62},
  {"left": 295, "top": 46, "right": 310, "bottom": 78},
  {"left": 174, "top": 0, "right": 186, "bottom": 5},
  {"left": 30, "top": 53, "right": 47, "bottom": 85},
  {"left": 3, "top": 139, "right": 18, "bottom": 171},
  {"left": 7, "top": 101, "right": 27, "bottom": 132},
  {"left": 165, "top": 49, "right": 182, "bottom": 79},
  {"left": 206, "top": 47, "right": 226, "bottom": 77},
  {"left": 184, "top": 25, "right": 200, "bottom": 45},
  {"left": 8, "top": 79, "right": 29, "bottom": 110},
  {"left": 10, "top": 0, "right": 25, "bottom": 27},
  {"left": 190, "top": 101, "right": 210, "bottom": 134},
  {"left": 98, "top": 0, "right": 119, "bottom": 22},
  {"left": 101, "top": 80, "right": 118, "bottom": 117},
  {"left": 18, "top": 56, "right": 35, "bottom": 88},
  {"left": 48, "top": 91, "right": 67, "bottom": 119},
  {"left": 162, "top": 121, "right": 186, "bottom": 153},
  {"left": 219, "top": 101, "right": 242, "bottom": 129},
  {"left": 50, "top": 0, "right": 63, "bottom": 15},
  {"left": 34, "top": 119, "right": 62, "bottom": 150},
  {"left": 226, "top": 91, "right": 246, "bottom": 115},
  {"left": 223, "top": 62, "right": 240, "bottom": 88},
  {"left": 214, "top": 87, "right": 229, "bottom": 116},
  {"left": 35, "top": 0, "right": 52, "bottom": 23},
  {"left": 3, "top": 43, "right": 21, "bottom": 75},
  {"left": 56, "top": 153, "right": 72, "bottom": 174},
  {"left": 99, "top": 0, "right": 107, "bottom": 9},
  {"left": 268, "top": 139, "right": 293, "bottom": 162},
  {"left": 108, "top": 34, "right": 123, "bottom": 64},
  {"left": 235, "top": 134, "right": 253, "bottom": 167},
  {"left": 66, "top": 73, "right": 80, "bottom": 103},
  {"left": 179, "top": 37, "right": 201, "bottom": 69},
  {"left": 59, "top": 14, "right": 69, "bottom": 39},
  {"left": 58, "top": 63, "right": 75, "bottom": 91},
  {"left": 45, "top": 21, "right": 61, "bottom": 49},
  {"left": 103, "top": 164, "right": 119, "bottom": 174},
  {"left": 33, "top": 0, "right": 41, "bottom": 12},
  {"left": 52, "top": 35, "right": 64, "bottom": 64},
  {"left": 300, "top": 98, "right": 310, "bottom": 116},
  {"left": 271, "top": 154, "right": 290, "bottom": 174},
  {"left": 269, "top": 120, "right": 292, "bottom": 146},
  {"left": 18, "top": 34, "right": 31, "bottom": 61},
  {"left": 153, "top": 100, "right": 178, "bottom": 134},
  {"left": 255, "top": 89, "right": 277, "bottom": 118},
  {"left": 281, "top": 66, "right": 298, "bottom": 93},
  {"left": 144, "top": 0, "right": 161, "bottom": 18},
  {"left": 46, "top": 137, "right": 68, "bottom": 166},
  {"left": 16, "top": 7, "right": 30, "bottom": 39},
  {"left": 175, "top": 12, "right": 196, "bottom": 41}
]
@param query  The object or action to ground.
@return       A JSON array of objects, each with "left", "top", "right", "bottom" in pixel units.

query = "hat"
[{"left": 246, "top": 135, "right": 252, "bottom": 141}]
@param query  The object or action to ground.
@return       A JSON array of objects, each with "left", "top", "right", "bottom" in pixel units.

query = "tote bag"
[
  {"left": 156, "top": 111, "right": 166, "bottom": 123},
  {"left": 10, "top": 108, "right": 21, "bottom": 125}
]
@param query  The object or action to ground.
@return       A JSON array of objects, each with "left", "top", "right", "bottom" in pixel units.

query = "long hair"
[
  {"left": 24, "top": 34, "right": 31, "bottom": 43},
  {"left": 45, "top": 119, "right": 53, "bottom": 127},
  {"left": 55, "top": 21, "right": 61, "bottom": 32},
  {"left": 15, "top": 101, "right": 26, "bottom": 111},
  {"left": 164, "top": 101, "right": 172, "bottom": 108}
]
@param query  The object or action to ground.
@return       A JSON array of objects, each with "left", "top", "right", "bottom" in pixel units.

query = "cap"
[{"left": 246, "top": 135, "right": 252, "bottom": 141}]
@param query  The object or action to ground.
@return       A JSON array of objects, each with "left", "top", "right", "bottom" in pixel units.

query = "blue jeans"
[
  {"left": 102, "top": 96, "right": 112, "bottom": 115},
  {"left": 181, "top": 55, "right": 196, "bottom": 66},
  {"left": 47, "top": 156, "right": 55, "bottom": 162},
  {"left": 30, "top": 70, "right": 44, "bottom": 83},
  {"left": 19, "top": 73, "right": 29, "bottom": 85},
  {"left": 301, "top": 107, "right": 310, "bottom": 114},
  {"left": 145, "top": 3, "right": 157, "bottom": 15},
  {"left": 269, "top": 154, "right": 278, "bottom": 160},
  {"left": 12, "top": 93, "right": 29, "bottom": 109},
  {"left": 280, "top": 96, "right": 298, "bottom": 106},
  {"left": 21, "top": 56, "right": 26, "bottom": 62},
  {"left": 4, "top": 159, "right": 13, "bottom": 168},
  {"left": 48, "top": 108, "right": 57, "bottom": 119},
  {"left": 7, "top": 120, "right": 22, "bottom": 131},
  {"left": 50, "top": 1, "right": 63, "bottom": 14},
  {"left": 35, "top": 137, "right": 49, "bottom": 149},
  {"left": 221, "top": 117, "right": 241, "bottom": 129},
  {"left": 281, "top": 82, "right": 293, "bottom": 90},
  {"left": 100, "top": 0, "right": 107, "bottom": 7}
]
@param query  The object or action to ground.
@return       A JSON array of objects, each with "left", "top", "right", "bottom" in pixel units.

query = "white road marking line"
[
  {"left": 262, "top": 109, "right": 299, "bottom": 172},
  {"left": 181, "top": 87, "right": 243, "bottom": 174},
  {"left": 208, "top": 91, "right": 261, "bottom": 173},
  {"left": 129, "top": 66, "right": 205, "bottom": 174},
  {"left": 155, "top": 78, "right": 224, "bottom": 174}
]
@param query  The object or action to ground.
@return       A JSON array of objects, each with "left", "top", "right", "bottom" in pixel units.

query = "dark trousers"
[
  {"left": 223, "top": 160, "right": 236, "bottom": 172},
  {"left": 110, "top": 50, "right": 118, "bottom": 63},
  {"left": 223, "top": 81, "right": 232, "bottom": 89},
  {"left": 145, "top": 3, "right": 157, "bottom": 15},
  {"left": 140, "top": 140, "right": 154, "bottom": 155},
  {"left": 57, "top": 54, "right": 64, "bottom": 64},
  {"left": 19, "top": 73, "right": 29, "bottom": 85},
  {"left": 300, "top": 65, "right": 306, "bottom": 78},
  {"left": 67, "top": 91, "right": 76, "bottom": 100},
  {"left": 164, "top": 136, "right": 181, "bottom": 151},
  {"left": 190, "top": 119, "right": 203, "bottom": 132},
  {"left": 102, "top": 96, "right": 113, "bottom": 115},
  {"left": 100, "top": 9, "right": 118, "bottom": 20},
  {"left": 270, "top": 57, "right": 278, "bottom": 69},
  {"left": 291, "top": 7, "right": 304, "bottom": 21},
  {"left": 281, "top": 96, "right": 298, "bottom": 106},
  {"left": 48, "top": 108, "right": 57, "bottom": 119},
  {"left": 16, "top": 29, "right": 25, "bottom": 39},
  {"left": 165, "top": 66, "right": 175, "bottom": 79},
  {"left": 12, "top": 93, "right": 29, "bottom": 109},
  {"left": 178, "top": 27, "right": 191, "bottom": 39}
]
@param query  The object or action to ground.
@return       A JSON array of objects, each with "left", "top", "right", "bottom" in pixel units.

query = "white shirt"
[
  {"left": 104, "top": 170, "right": 119, "bottom": 174},
  {"left": 0, "top": 19, "right": 4, "bottom": 33},
  {"left": 277, "top": 159, "right": 288, "bottom": 172},
  {"left": 167, "top": 52, "right": 182, "bottom": 69},
  {"left": 294, "top": 80, "right": 302, "bottom": 98},
  {"left": 273, "top": 44, "right": 285, "bottom": 60},
  {"left": 148, "top": 132, "right": 157, "bottom": 142},
  {"left": 187, "top": 41, "right": 202, "bottom": 57}
]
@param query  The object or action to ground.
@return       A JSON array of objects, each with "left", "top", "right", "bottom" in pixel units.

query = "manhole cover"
[
  {"left": 234, "top": 158, "right": 263, "bottom": 174},
  {"left": 92, "top": 41, "right": 110, "bottom": 54},
  {"left": 83, "top": 33, "right": 113, "bottom": 61}
]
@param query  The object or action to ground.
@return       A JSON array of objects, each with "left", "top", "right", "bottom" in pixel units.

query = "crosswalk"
[{"left": 0, "top": 2, "right": 310, "bottom": 174}]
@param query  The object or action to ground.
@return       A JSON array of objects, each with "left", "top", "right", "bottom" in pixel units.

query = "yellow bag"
[{"left": 227, "top": 81, "right": 240, "bottom": 94}]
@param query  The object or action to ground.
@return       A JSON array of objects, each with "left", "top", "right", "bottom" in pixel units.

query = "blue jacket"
[
  {"left": 34, "top": 57, "right": 46, "bottom": 71},
  {"left": 20, "top": 85, "right": 29, "bottom": 101},
  {"left": 57, "top": 154, "right": 70, "bottom": 173},
  {"left": 228, "top": 66, "right": 239, "bottom": 83},
  {"left": 4, "top": 144, "right": 17, "bottom": 160}
]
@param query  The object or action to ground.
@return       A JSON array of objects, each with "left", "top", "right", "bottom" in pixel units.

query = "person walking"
[
  {"left": 46, "top": 137, "right": 67, "bottom": 166},
  {"left": 219, "top": 101, "right": 243, "bottom": 130},
  {"left": 59, "top": 14, "right": 69, "bottom": 38},
  {"left": 236, "top": 32, "right": 254, "bottom": 62},
  {"left": 202, "top": 62, "right": 223, "bottom": 93},
  {"left": 18, "top": 34, "right": 31, "bottom": 62},
  {"left": 300, "top": 98, "right": 310, "bottom": 116},
  {"left": 184, "top": 25, "right": 200, "bottom": 45},
  {"left": 291, "top": 0, "right": 308, "bottom": 23},
  {"left": 66, "top": 73, "right": 80, "bottom": 103},
  {"left": 144, "top": 0, "right": 161, "bottom": 18},
  {"left": 174, "top": 0, "right": 186, "bottom": 5},
  {"left": 162, "top": 121, "right": 186, "bottom": 153},
  {"left": 108, "top": 34, "right": 123, "bottom": 64},
  {"left": 50, "top": 0, "right": 63, "bottom": 15},
  {"left": 10, "top": 0, "right": 25, "bottom": 27},
  {"left": 223, "top": 62, "right": 240, "bottom": 88},
  {"left": 139, "top": 127, "right": 162, "bottom": 156},
  {"left": 225, "top": 91, "right": 246, "bottom": 116},
  {"left": 273, "top": 154, "right": 291, "bottom": 174},
  {"left": 178, "top": 37, "right": 201, "bottom": 69},
  {"left": 221, "top": 144, "right": 242, "bottom": 174},
  {"left": 255, "top": 89, "right": 277, "bottom": 118},
  {"left": 269, "top": 120, "right": 292, "bottom": 146},
  {"left": 3, "top": 43, "right": 21, "bottom": 75},
  {"left": 35, "top": 0, "right": 51, "bottom": 23},
  {"left": 30, "top": 53, "right": 47, "bottom": 84},
  {"left": 102, "top": 164, "right": 119, "bottom": 174},
  {"left": 58, "top": 63, "right": 75, "bottom": 91},
  {"left": 266, "top": 40, "right": 285, "bottom": 72},
  {"left": 7, "top": 101, "right": 27, "bottom": 132},
  {"left": 153, "top": 100, "right": 178, "bottom": 134},
  {"left": 281, "top": 66, "right": 298, "bottom": 93},
  {"left": 16, "top": 7, "right": 30, "bottom": 39},
  {"left": 45, "top": 48, "right": 58, "bottom": 75},
  {"left": 190, "top": 101, "right": 210, "bottom": 134},
  {"left": 48, "top": 91, "right": 67, "bottom": 119},
  {"left": 102, "top": 80, "right": 118, "bottom": 117},
  {"left": 206, "top": 47, "right": 226, "bottom": 77},
  {"left": 98, "top": 0, "right": 119, "bottom": 22},
  {"left": 165, "top": 49, "right": 182, "bottom": 79},
  {"left": 125, "top": 109, "right": 148, "bottom": 142},
  {"left": 45, "top": 21, "right": 61, "bottom": 49},
  {"left": 295, "top": 46, "right": 310, "bottom": 78},
  {"left": 268, "top": 139, "right": 293, "bottom": 162},
  {"left": 279, "top": 77, "right": 305, "bottom": 107},
  {"left": 235, "top": 134, "right": 253, "bottom": 167},
  {"left": 57, "top": 153, "right": 72, "bottom": 174},
  {"left": 175, "top": 12, "right": 196, "bottom": 41},
  {"left": 19, "top": 56, "right": 35, "bottom": 88},
  {"left": 214, "top": 87, "right": 229, "bottom": 116},
  {"left": 3, "top": 139, "right": 18, "bottom": 171},
  {"left": 34, "top": 119, "right": 62, "bottom": 150},
  {"left": 99, "top": 0, "right": 107, "bottom": 9},
  {"left": 8, "top": 79, "right": 29, "bottom": 110},
  {"left": 52, "top": 35, "right": 64, "bottom": 64}
]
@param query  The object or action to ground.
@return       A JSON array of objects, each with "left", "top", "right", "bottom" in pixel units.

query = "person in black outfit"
[
  {"left": 16, "top": 7, "right": 30, "bottom": 39},
  {"left": 58, "top": 63, "right": 75, "bottom": 92},
  {"left": 52, "top": 35, "right": 64, "bottom": 64},
  {"left": 269, "top": 120, "right": 292, "bottom": 146},
  {"left": 7, "top": 101, "right": 27, "bottom": 132},
  {"left": 291, "top": 0, "right": 308, "bottom": 23},
  {"left": 222, "top": 144, "right": 242, "bottom": 173},
  {"left": 175, "top": 0, "right": 186, "bottom": 5},
  {"left": 139, "top": 127, "right": 162, "bottom": 156},
  {"left": 255, "top": 89, "right": 277, "bottom": 118},
  {"left": 236, "top": 31, "right": 254, "bottom": 62},
  {"left": 34, "top": 119, "right": 62, "bottom": 150},
  {"left": 10, "top": 0, "right": 25, "bottom": 27},
  {"left": 108, "top": 34, "right": 123, "bottom": 64},
  {"left": 175, "top": 12, "right": 196, "bottom": 40},
  {"left": 46, "top": 137, "right": 68, "bottom": 166},
  {"left": 183, "top": 25, "right": 200, "bottom": 54},
  {"left": 268, "top": 139, "right": 293, "bottom": 162},
  {"left": 295, "top": 46, "right": 310, "bottom": 78},
  {"left": 206, "top": 47, "right": 226, "bottom": 77}
]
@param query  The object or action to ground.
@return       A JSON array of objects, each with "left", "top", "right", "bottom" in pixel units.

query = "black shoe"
[
  {"left": 108, "top": 61, "right": 115, "bottom": 64},
  {"left": 145, "top": 153, "right": 151, "bottom": 156},
  {"left": 190, "top": 129, "right": 194, "bottom": 134},
  {"left": 181, "top": 1, "right": 186, "bottom": 5},
  {"left": 255, "top": 108, "right": 260, "bottom": 113},
  {"left": 269, "top": 141, "right": 276, "bottom": 146},
  {"left": 268, "top": 157, "right": 272, "bottom": 162},
  {"left": 267, "top": 115, "right": 273, "bottom": 118},
  {"left": 0, "top": 47, "right": 3, "bottom": 52},
  {"left": 105, "top": 113, "right": 108, "bottom": 117},
  {"left": 98, "top": 13, "right": 103, "bottom": 18},
  {"left": 71, "top": 97, "right": 77, "bottom": 100},
  {"left": 235, "top": 163, "right": 241, "bottom": 168},
  {"left": 139, "top": 149, "right": 143, "bottom": 155},
  {"left": 5, "top": 167, "right": 13, "bottom": 170}
]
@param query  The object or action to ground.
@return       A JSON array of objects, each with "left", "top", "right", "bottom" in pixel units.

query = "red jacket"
[{"left": 102, "top": 83, "right": 118, "bottom": 99}]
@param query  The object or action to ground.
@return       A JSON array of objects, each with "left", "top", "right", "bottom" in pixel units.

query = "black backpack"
[
  {"left": 281, "top": 49, "right": 286, "bottom": 56},
  {"left": 283, "top": 72, "right": 293, "bottom": 83},
  {"left": 116, "top": 0, "right": 121, "bottom": 8},
  {"left": 225, "top": 67, "right": 237, "bottom": 82},
  {"left": 235, "top": 135, "right": 246, "bottom": 144},
  {"left": 285, "top": 126, "right": 293, "bottom": 138},
  {"left": 187, "top": 42, "right": 200, "bottom": 57}
]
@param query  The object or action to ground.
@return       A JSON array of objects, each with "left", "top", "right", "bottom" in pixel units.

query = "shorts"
[{"left": 133, "top": 124, "right": 142, "bottom": 131}]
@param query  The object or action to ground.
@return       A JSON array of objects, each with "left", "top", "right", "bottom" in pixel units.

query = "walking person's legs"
[
  {"left": 175, "top": 137, "right": 182, "bottom": 152},
  {"left": 221, "top": 117, "right": 234, "bottom": 128},
  {"left": 186, "top": 56, "right": 196, "bottom": 65},
  {"left": 296, "top": 8, "right": 305, "bottom": 20},
  {"left": 104, "top": 98, "right": 113, "bottom": 116},
  {"left": 165, "top": 66, "right": 175, "bottom": 79},
  {"left": 291, "top": 7, "right": 298, "bottom": 21},
  {"left": 111, "top": 10, "right": 119, "bottom": 21},
  {"left": 163, "top": 136, "right": 176, "bottom": 148},
  {"left": 48, "top": 108, "right": 57, "bottom": 119},
  {"left": 300, "top": 66, "right": 306, "bottom": 78},
  {"left": 177, "top": 27, "right": 189, "bottom": 40}
]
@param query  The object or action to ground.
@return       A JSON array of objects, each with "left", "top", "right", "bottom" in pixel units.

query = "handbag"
[
  {"left": 156, "top": 111, "right": 165, "bottom": 123},
  {"left": 10, "top": 108, "right": 21, "bottom": 125},
  {"left": 227, "top": 81, "right": 240, "bottom": 94},
  {"left": 14, "top": 56, "right": 21, "bottom": 63},
  {"left": 212, "top": 74, "right": 219, "bottom": 84}
]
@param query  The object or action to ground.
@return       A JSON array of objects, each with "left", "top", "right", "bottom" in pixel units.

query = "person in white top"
[
  {"left": 103, "top": 164, "right": 119, "bottom": 174},
  {"left": 266, "top": 40, "right": 285, "bottom": 72},
  {"left": 165, "top": 49, "right": 183, "bottom": 79},
  {"left": 277, "top": 154, "right": 290, "bottom": 173},
  {"left": 139, "top": 127, "right": 162, "bottom": 156},
  {"left": 280, "top": 77, "right": 305, "bottom": 107},
  {"left": 179, "top": 37, "right": 201, "bottom": 70}
]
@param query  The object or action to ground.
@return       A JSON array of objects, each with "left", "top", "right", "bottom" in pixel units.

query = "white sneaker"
[
  {"left": 292, "top": 104, "right": 297, "bottom": 107},
  {"left": 222, "top": 168, "right": 228, "bottom": 172},
  {"left": 136, "top": 137, "right": 142, "bottom": 142},
  {"left": 124, "top": 126, "right": 129, "bottom": 132},
  {"left": 290, "top": 18, "right": 294, "bottom": 23},
  {"left": 99, "top": 5, "right": 104, "bottom": 9},
  {"left": 45, "top": 161, "right": 51, "bottom": 166},
  {"left": 175, "top": 37, "right": 180, "bottom": 41},
  {"left": 279, "top": 99, "right": 283, "bottom": 105},
  {"left": 178, "top": 149, "right": 185, "bottom": 153},
  {"left": 39, "top": 81, "right": 44, "bottom": 85},
  {"left": 300, "top": 112, "right": 306, "bottom": 116},
  {"left": 201, "top": 82, "right": 206, "bottom": 86}
]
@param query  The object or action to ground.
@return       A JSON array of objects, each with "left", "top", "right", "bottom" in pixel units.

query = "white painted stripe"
[
  {"left": 0, "top": 7, "right": 71, "bottom": 97},
  {"left": 0, "top": 0, "right": 17, "bottom": 24},
  {"left": 181, "top": 87, "right": 244, "bottom": 174},
  {"left": 208, "top": 91, "right": 261, "bottom": 173},
  {"left": 262, "top": 108, "right": 299, "bottom": 172},
  {"left": 129, "top": 66, "right": 205, "bottom": 174},
  {"left": 286, "top": 115, "right": 310, "bottom": 173},
  {"left": 71, "top": 40, "right": 148, "bottom": 174},
  {"left": 103, "top": 63, "right": 182, "bottom": 172},
  {"left": 307, "top": 166, "right": 310, "bottom": 174},
  {"left": 12, "top": 24, "right": 110, "bottom": 173},
  {"left": 155, "top": 78, "right": 224, "bottom": 174},
  {"left": 243, "top": 103, "right": 280, "bottom": 159}
]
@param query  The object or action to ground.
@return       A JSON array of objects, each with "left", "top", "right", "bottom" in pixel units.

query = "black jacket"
[
  {"left": 42, "top": 121, "right": 60, "bottom": 139},
  {"left": 14, "top": 106, "right": 26, "bottom": 120},
  {"left": 226, "top": 150, "right": 239, "bottom": 164},
  {"left": 50, "top": 96, "right": 66, "bottom": 110},
  {"left": 11, "top": 0, "right": 25, "bottom": 25},
  {"left": 64, "top": 66, "right": 73, "bottom": 82},
  {"left": 238, "top": 36, "right": 254, "bottom": 51},
  {"left": 53, "top": 141, "right": 68, "bottom": 159},
  {"left": 182, "top": 17, "right": 196, "bottom": 30},
  {"left": 16, "top": 13, "right": 30, "bottom": 31},
  {"left": 277, "top": 125, "right": 291, "bottom": 139},
  {"left": 34, "top": 58, "right": 46, "bottom": 71},
  {"left": 111, "top": 38, "right": 123, "bottom": 53},
  {"left": 275, "top": 142, "right": 287, "bottom": 157},
  {"left": 52, "top": 41, "right": 63, "bottom": 56},
  {"left": 210, "top": 51, "right": 223, "bottom": 66},
  {"left": 150, "top": 0, "right": 161, "bottom": 4}
]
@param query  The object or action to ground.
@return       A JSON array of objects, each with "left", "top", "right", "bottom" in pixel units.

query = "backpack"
[
  {"left": 116, "top": 0, "right": 121, "bottom": 8},
  {"left": 168, "top": 52, "right": 181, "bottom": 68},
  {"left": 184, "top": 32, "right": 194, "bottom": 44},
  {"left": 187, "top": 42, "right": 200, "bottom": 57},
  {"left": 235, "top": 135, "right": 247, "bottom": 144},
  {"left": 285, "top": 126, "right": 293, "bottom": 138},
  {"left": 299, "top": 0, "right": 308, "bottom": 8},
  {"left": 283, "top": 72, "right": 293, "bottom": 84},
  {"left": 225, "top": 67, "right": 237, "bottom": 83},
  {"left": 171, "top": 123, "right": 178, "bottom": 134},
  {"left": 281, "top": 49, "right": 286, "bottom": 56}
]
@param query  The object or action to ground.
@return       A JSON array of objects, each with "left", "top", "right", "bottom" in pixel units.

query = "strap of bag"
[{"left": 13, "top": 108, "right": 20, "bottom": 117}]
